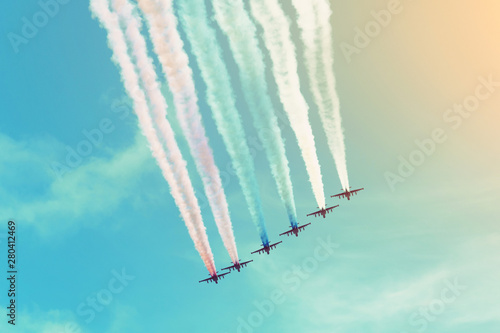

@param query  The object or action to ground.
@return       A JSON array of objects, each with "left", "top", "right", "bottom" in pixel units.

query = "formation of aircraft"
[
  {"left": 221, "top": 260, "right": 253, "bottom": 273},
  {"left": 279, "top": 223, "right": 311, "bottom": 237},
  {"left": 331, "top": 187, "right": 364, "bottom": 201},
  {"left": 199, "top": 186, "right": 364, "bottom": 284},
  {"left": 251, "top": 241, "right": 282, "bottom": 255},
  {"left": 199, "top": 271, "right": 230, "bottom": 284},
  {"left": 307, "top": 205, "right": 339, "bottom": 219}
]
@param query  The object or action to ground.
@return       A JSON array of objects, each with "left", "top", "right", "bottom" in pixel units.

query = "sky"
[{"left": 1, "top": 0, "right": 499, "bottom": 332}]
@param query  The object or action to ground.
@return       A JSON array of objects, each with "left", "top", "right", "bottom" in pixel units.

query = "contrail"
[
  {"left": 135, "top": 0, "right": 239, "bottom": 264},
  {"left": 213, "top": 0, "right": 325, "bottom": 208},
  {"left": 177, "top": 0, "right": 270, "bottom": 246},
  {"left": 90, "top": 0, "right": 216, "bottom": 275},
  {"left": 291, "top": 0, "right": 350, "bottom": 190},
  {"left": 211, "top": 0, "right": 298, "bottom": 228}
]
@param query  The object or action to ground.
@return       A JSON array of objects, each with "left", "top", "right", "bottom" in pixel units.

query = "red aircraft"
[
  {"left": 221, "top": 260, "right": 253, "bottom": 273},
  {"left": 331, "top": 187, "right": 364, "bottom": 201},
  {"left": 198, "top": 271, "right": 230, "bottom": 284},
  {"left": 307, "top": 205, "right": 339, "bottom": 218},
  {"left": 251, "top": 241, "right": 282, "bottom": 255},
  {"left": 279, "top": 223, "right": 312, "bottom": 237}
]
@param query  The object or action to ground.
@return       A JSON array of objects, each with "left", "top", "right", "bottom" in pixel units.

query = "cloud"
[
  {"left": 240, "top": 228, "right": 500, "bottom": 333},
  {"left": 1, "top": 302, "right": 138, "bottom": 333},
  {"left": 0, "top": 131, "right": 155, "bottom": 237},
  {"left": 106, "top": 303, "right": 139, "bottom": 333},
  {"left": 1, "top": 308, "right": 86, "bottom": 333},
  {"left": 292, "top": 233, "right": 500, "bottom": 332}
]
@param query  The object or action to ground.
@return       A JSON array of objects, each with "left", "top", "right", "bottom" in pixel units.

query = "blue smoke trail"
[
  {"left": 177, "top": 0, "right": 269, "bottom": 246},
  {"left": 211, "top": 0, "right": 298, "bottom": 229}
]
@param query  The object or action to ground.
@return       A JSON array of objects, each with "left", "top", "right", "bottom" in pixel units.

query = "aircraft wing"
[
  {"left": 269, "top": 241, "right": 282, "bottom": 249},
  {"left": 279, "top": 229, "right": 294, "bottom": 237},
  {"left": 307, "top": 209, "right": 322, "bottom": 217},
  {"left": 240, "top": 260, "right": 253, "bottom": 267},
  {"left": 221, "top": 264, "right": 236, "bottom": 272},
  {"left": 281, "top": 223, "right": 311, "bottom": 235},
  {"left": 351, "top": 188, "right": 364, "bottom": 194},
  {"left": 324, "top": 205, "right": 339, "bottom": 213},
  {"left": 199, "top": 272, "right": 230, "bottom": 283},
  {"left": 221, "top": 260, "right": 253, "bottom": 271},
  {"left": 297, "top": 223, "right": 311, "bottom": 231},
  {"left": 251, "top": 247, "right": 266, "bottom": 255},
  {"left": 331, "top": 192, "right": 347, "bottom": 199},
  {"left": 199, "top": 276, "right": 215, "bottom": 283},
  {"left": 251, "top": 241, "right": 282, "bottom": 254}
]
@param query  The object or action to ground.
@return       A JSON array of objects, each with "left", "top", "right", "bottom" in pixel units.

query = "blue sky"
[{"left": 1, "top": 1, "right": 499, "bottom": 332}]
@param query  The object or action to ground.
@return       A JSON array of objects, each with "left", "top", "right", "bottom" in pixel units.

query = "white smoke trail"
[
  {"left": 291, "top": 0, "right": 350, "bottom": 190},
  {"left": 245, "top": 0, "right": 326, "bottom": 208},
  {"left": 177, "top": 0, "right": 270, "bottom": 246},
  {"left": 213, "top": 0, "right": 325, "bottom": 208},
  {"left": 90, "top": 0, "right": 216, "bottom": 275},
  {"left": 136, "top": 0, "right": 239, "bottom": 264}
]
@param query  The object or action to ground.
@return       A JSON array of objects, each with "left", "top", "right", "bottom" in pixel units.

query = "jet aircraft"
[
  {"left": 331, "top": 187, "right": 364, "bottom": 201},
  {"left": 279, "top": 223, "right": 312, "bottom": 237},
  {"left": 251, "top": 241, "right": 282, "bottom": 255},
  {"left": 199, "top": 272, "right": 230, "bottom": 284},
  {"left": 221, "top": 260, "right": 253, "bottom": 273},
  {"left": 307, "top": 205, "right": 339, "bottom": 219}
]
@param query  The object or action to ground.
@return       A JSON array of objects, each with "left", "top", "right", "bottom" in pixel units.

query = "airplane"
[
  {"left": 331, "top": 187, "right": 364, "bottom": 201},
  {"left": 221, "top": 260, "right": 253, "bottom": 273},
  {"left": 198, "top": 271, "right": 230, "bottom": 284},
  {"left": 279, "top": 223, "right": 312, "bottom": 237},
  {"left": 251, "top": 241, "right": 282, "bottom": 255},
  {"left": 307, "top": 205, "right": 339, "bottom": 218}
]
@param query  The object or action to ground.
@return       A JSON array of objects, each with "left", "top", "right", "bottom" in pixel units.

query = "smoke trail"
[
  {"left": 291, "top": 0, "right": 350, "bottom": 190},
  {"left": 196, "top": 1, "right": 297, "bottom": 226},
  {"left": 213, "top": 0, "right": 325, "bottom": 208},
  {"left": 90, "top": 0, "right": 216, "bottom": 275},
  {"left": 177, "top": 0, "right": 269, "bottom": 246},
  {"left": 135, "top": 0, "right": 239, "bottom": 264}
]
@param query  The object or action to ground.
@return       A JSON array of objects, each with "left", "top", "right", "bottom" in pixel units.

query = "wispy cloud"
[
  {"left": 0, "top": 302, "right": 138, "bottom": 333},
  {"left": 254, "top": 232, "right": 500, "bottom": 332},
  {"left": 0, "top": 131, "right": 154, "bottom": 236},
  {"left": 0, "top": 308, "right": 87, "bottom": 333}
]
